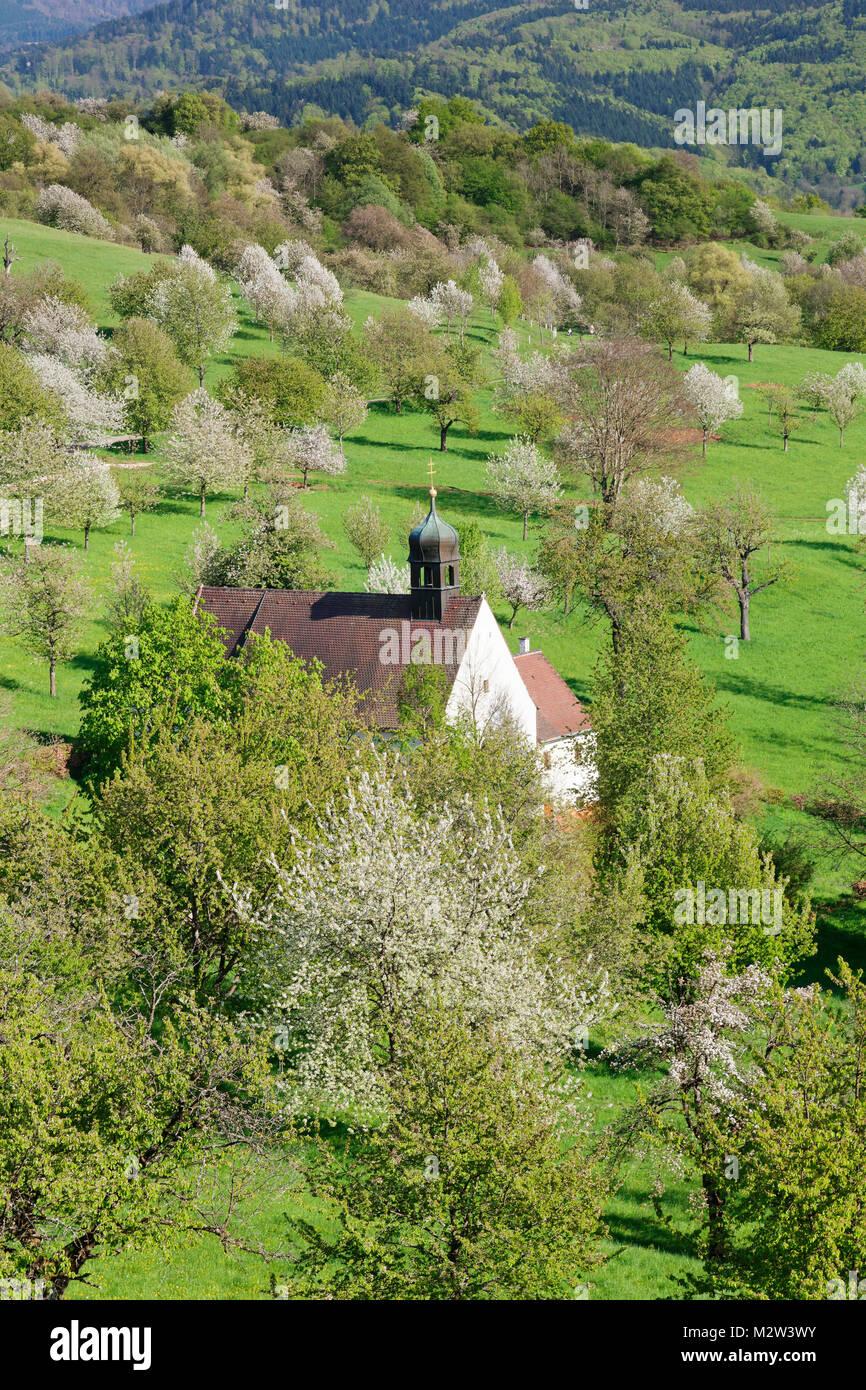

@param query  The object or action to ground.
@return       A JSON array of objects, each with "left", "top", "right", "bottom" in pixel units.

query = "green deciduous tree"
[
  {"left": 282, "top": 1005, "right": 608, "bottom": 1301},
  {"left": 0, "top": 544, "right": 92, "bottom": 698},
  {"left": 105, "top": 316, "right": 194, "bottom": 451}
]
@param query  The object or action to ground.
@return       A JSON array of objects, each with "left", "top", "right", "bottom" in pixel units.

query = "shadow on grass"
[
  {"left": 713, "top": 669, "right": 835, "bottom": 713},
  {"left": 804, "top": 894, "right": 866, "bottom": 984}
]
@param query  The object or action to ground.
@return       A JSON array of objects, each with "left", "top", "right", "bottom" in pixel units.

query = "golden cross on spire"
[{"left": 427, "top": 456, "right": 437, "bottom": 498}]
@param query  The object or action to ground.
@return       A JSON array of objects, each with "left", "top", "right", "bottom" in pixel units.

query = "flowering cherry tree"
[
  {"left": 165, "top": 389, "right": 251, "bottom": 515},
  {"left": 233, "top": 244, "right": 294, "bottom": 341},
  {"left": 365, "top": 553, "right": 409, "bottom": 594},
  {"left": 51, "top": 453, "right": 121, "bottom": 549},
  {"left": 430, "top": 280, "right": 474, "bottom": 341},
  {"left": 148, "top": 248, "right": 237, "bottom": 386},
  {"left": 682, "top": 362, "right": 743, "bottom": 456},
  {"left": 318, "top": 370, "right": 367, "bottom": 455},
  {"left": 406, "top": 295, "right": 440, "bottom": 330},
  {"left": 532, "top": 254, "right": 583, "bottom": 328},
  {"left": 234, "top": 757, "right": 605, "bottom": 1112},
  {"left": 478, "top": 256, "right": 505, "bottom": 320},
  {"left": 823, "top": 362, "right": 866, "bottom": 444},
  {"left": 495, "top": 548, "right": 551, "bottom": 628},
  {"left": 22, "top": 296, "right": 107, "bottom": 371},
  {"left": 486, "top": 437, "right": 561, "bottom": 540},
  {"left": 25, "top": 353, "right": 125, "bottom": 444},
  {"left": 280, "top": 422, "right": 345, "bottom": 489}
]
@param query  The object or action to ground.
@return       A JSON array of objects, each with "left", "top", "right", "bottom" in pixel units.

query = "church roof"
[
  {"left": 513, "top": 650, "right": 591, "bottom": 743},
  {"left": 193, "top": 587, "right": 483, "bottom": 730}
]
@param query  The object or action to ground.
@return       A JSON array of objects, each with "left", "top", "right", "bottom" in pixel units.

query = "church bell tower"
[{"left": 408, "top": 469, "right": 460, "bottom": 621}]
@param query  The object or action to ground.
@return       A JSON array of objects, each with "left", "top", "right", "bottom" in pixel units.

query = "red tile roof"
[
  {"left": 194, "top": 587, "right": 483, "bottom": 730},
  {"left": 513, "top": 650, "right": 591, "bottom": 743}
]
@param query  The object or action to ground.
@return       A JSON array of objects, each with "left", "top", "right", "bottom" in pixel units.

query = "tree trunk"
[
  {"left": 131, "top": 513, "right": 136, "bottom": 538},
  {"left": 200, "top": 487, "right": 206, "bottom": 517},
  {"left": 84, "top": 524, "right": 90, "bottom": 550},
  {"left": 440, "top": 424, "right": 448, "bottom": 451},
  {"left": 49, "top": 661, "right": 56, "bottom": 699},
  {"left": 198, "top": 363, "right": 204, "bottom": 388},
  {"left": 783, "top": 434, "right": 788, "bottom": 451},
  {"left": 747, "top": 342, "right": 754, "bottom": 362},
  {"left": 702, "top": 429, "right": 707, "bottom": 458},
  {"left": 840, "top": 426, "right": 845, "bottom": 446},
  {"left": 739, "top": 590, "right": 750, "bottom": 642},
  {"left": 668, "top": 343, "right": 673, "bottom": 361},
  {"left": 702, "top": 1172, "right": 727, "bottom": 1262},
  {"left": 395, "top": 399, "right": 402, "bottom": 415},
  {"left": 523, "top": 510, "right": 528, "bottom": 541}
]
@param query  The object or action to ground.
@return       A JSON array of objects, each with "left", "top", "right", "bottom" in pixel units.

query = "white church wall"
[{"left": 445, "top": 599, "right": 537, "bottom": 740}]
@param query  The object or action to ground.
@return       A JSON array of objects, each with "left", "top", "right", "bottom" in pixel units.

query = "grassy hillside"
[{"left": 5, "top": 211, "right": 866, "bottom": 1301}]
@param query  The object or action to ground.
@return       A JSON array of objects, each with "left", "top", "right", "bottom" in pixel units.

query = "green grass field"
[{"left": 4, "top": 210, "right": 866, "bottom": 1300}]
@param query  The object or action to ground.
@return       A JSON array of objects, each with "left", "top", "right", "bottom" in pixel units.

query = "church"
[{"left": 194, "top": 485, "right": 595, "bottom": 806}]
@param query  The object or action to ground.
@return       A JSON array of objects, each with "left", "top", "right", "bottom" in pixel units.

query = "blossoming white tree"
[
  {"left": 486, "top": 437, "right": 561, "bottom": 540},
  {"left": 641, "top": 283, "right": 712, "bottom": 360},
  {"left": 21, "top": 114, "right": 80, "bottom": 158},
  {"left": 233, "top": 244, "right": 293, "bottom": 341},
  {"left": 682, "top": 362, "right": 744, "bottom": 456},
  {"left": 318, "top": 370, "right": 367, "bottom": 455},
  {"left": 234, "top": 758, "right": 604, "bottom": 1111},
  {"left": 25, "top": 354, "right": 125, "bottom": 444},
  {"left": 36, "top": 185, "right": 113, "bottom": 240},
  {"left": 281, "top": 422, "right": 345, "bottom": 489},
  {"left": 491, "top": 329, "right": 557, "bottom": 411},
  {"left": 272, "top": 238, "right": 316, "bottom": 276},
  {"left": 148, "top": 248, "right": 237, "bottom": 386},
  {"left": 165, "top": 390, "right": 251, "bottom": 516},
  {"left": 406, "top": 294, "right": 440, "bottom": 330},
  {"left": 822, "top": 364, "right": 866, "bottom": 445},
  {"left": 844, "top": 464, "right": 866, "bottom": 535},
  {"left": 430, "top": 280, "right": 474, "bottom": 341},
  {"left": 495, "top": 548, "right": 551, "bottom": 628},
  {"left": 51, "top": 453, "right": 121, "bottom": 549},
  {"left": 532, "top": 254, "right": 583, "bottom": 328},
  {"left": 22, "top": 296, "right": 107, "bottom": 371},
  {"left": 616, "top": 475, "right": 696, "bottom": 538},
  {"left": 478, "top": 256, "right": 505, "bottom": 320},
  {"left": 365, "top": 553, "right": 409, "bottom": 594}
]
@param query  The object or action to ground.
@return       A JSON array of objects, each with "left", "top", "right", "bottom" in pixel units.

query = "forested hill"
[
  {"left": 5, "top": 0, "right": 866, "bottom": 204},
  {"left": 0, "top": 0, "right": 155, "bottom": 54}
]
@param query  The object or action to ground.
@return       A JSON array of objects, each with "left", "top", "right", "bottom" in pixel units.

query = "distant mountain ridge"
[
  {"left": 0, "top": 0, "right": 156, "bottom": 54},
  {"left": 4, "top": 0, "right": 866, "bottom": 204}
]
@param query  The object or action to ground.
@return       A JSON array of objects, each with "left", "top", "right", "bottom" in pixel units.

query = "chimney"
[{"left": 518, "top": 637, "right": 530, "bottom": 655}]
